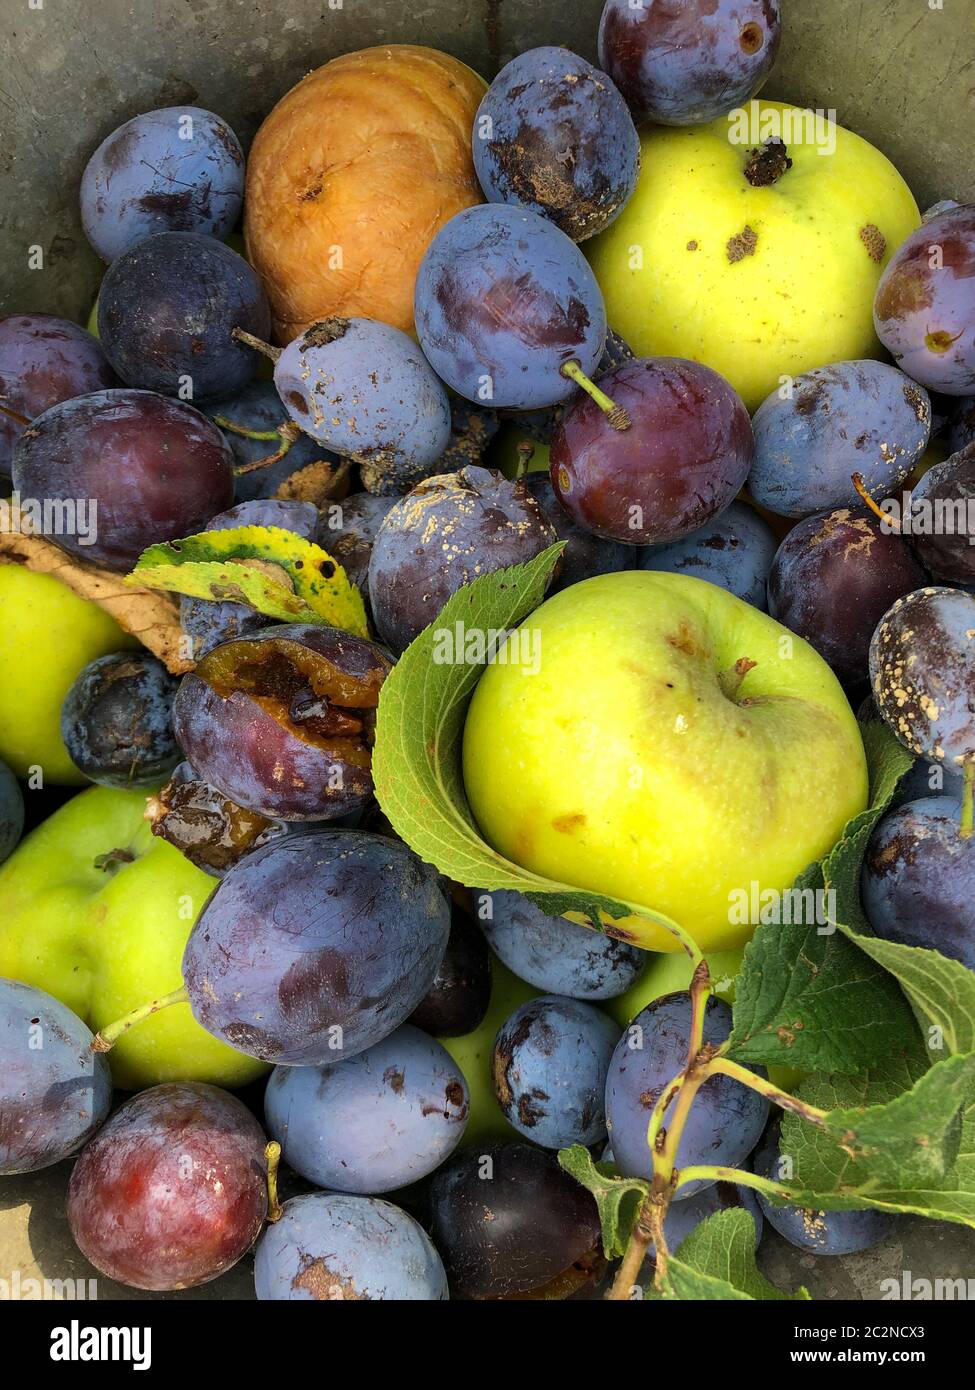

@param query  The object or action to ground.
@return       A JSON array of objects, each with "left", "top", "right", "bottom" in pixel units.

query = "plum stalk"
[
  {"left": 90, "top": 985, "right": 189, "bottom": 1052},
  {"left": 560, "top": 359, "right": 631, "bottom": 431}
]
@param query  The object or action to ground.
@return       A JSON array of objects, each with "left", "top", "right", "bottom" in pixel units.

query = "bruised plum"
[
  {"left": 768, "top": 508, "right": 927, "bottom": 684},
  {"left": 147, "top": 762, "right": 286, "bottom": 877},
  {"left": 66, "top": 1082, "right": 267, "bottom": 1291},
  {"left": 60, "top": 651, "right": 181, "bottom": 788},
  {"left": 910, "top": 441, "right": 975, "bottom": 583},
  {"left": 11, "top": 389, "right": 234, "bottom": 569},
  {"left": 173, "top": 623, "right": 392, "bottom": 821},
  {"left": 874, "top": 205, "right": 975, "bottom": 395},
  {"left": 368, "top": 466, "right": 558, "bottom": 653},
  {"left": 472, "top": 47, "right": 640, "bottom": 242},
  {"left": 181, "top": 830, "right": 451, "bottom": 1064},
  {"left": 551, "top": 357, "right": 753, "bottom": 545},
  {"left": 425, "top": 1142, "right": 602, "bottom": 1300}
]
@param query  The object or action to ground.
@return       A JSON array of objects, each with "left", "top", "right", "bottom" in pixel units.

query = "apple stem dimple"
[
  {"left": 90, "top": 985, "right": 190, "bottom": 1053},
  {"left": 851, "top": 472, "right": 899, "bottom": 529},
  {"left": 231, "top": 327, "right": 283, "bottom": 363},
  {"left": 265, "top": 1140, "right": 284, "bottom": 1223},
  {"left": 232, "top": 421, "right": 303, "bottom": 476},
  {"left": 560, "top": 359, "right": 631, "bottom": 431},
  {"left": 718, "top": 657, "right": 757, "bottom": 701},
  {"left": 961, "top": 762, "right": 974, "bottom": 840}
]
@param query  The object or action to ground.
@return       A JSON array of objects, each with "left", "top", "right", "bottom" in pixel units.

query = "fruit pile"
[{"left": 1, "top": 1, "right": 974, "bottom": 1303}]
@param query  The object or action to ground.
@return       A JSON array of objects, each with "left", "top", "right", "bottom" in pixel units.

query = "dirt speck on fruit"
[
  {"left": 859, "top": 224, "right": 887, "bottom": 262},
  {"left": 726, "top": 225, "right": 758, "bottom": 263}
]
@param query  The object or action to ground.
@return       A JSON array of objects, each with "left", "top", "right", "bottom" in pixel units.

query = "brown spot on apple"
[
  {"left": 859, "top": 224, "right": 886, "bottom": 263},
  {"left": 552, "top": 812, "right": 586, "bottom": 834},
  {"left": 726, "top": 225, "right": 758, "bottom": 263}
]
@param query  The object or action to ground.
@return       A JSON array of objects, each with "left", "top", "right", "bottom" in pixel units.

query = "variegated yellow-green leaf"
[{"left": 128, "top": 525, "right": 368, "bottom": 637}]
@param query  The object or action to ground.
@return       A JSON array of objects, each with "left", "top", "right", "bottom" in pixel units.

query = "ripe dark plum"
[
  {"left": 264, "top": 1024, "right": 469, "bottom": 1192},
  {"left": 949, "top": 398, "right": 975, "bottom": 454},
  {"left": 639, "top": 500, "right": 776, "bottom": 610},
  {"left": 315, "top": 492, "right": 398, "bottom": 596},
  {"left": 367, "top": 466, "right": 558, "bottom": 654},
  {"left": 0, "top": 760, "right": 24, "bottom": 864},
  {"left": 767, "top": 508, "right": 927, "bottom": 684},
  {"left": 270, "top": 317, "right": 451, "bottom": 494},
  {"left": 98, "top": 232, "right": 271, "bottom": 402},
  {"left": 254, "top": 1193, "right": 447, "bottom": 1301},
  {"left": 492, "top": 995, "right": 619, "bottom": 1149},
  {"left": 472, "top": 47, "right": 640, "bottom": 242},
  {"left": 60, "top": 651, "right": 180, "bottom": 788},
  {"left": 598, "top": 0, "right": 781, "bottom": 125},
  {"left": 477, "top": 889, "right": 645, "bottom": 1001},
  {"left": 181, "top": 830, "right": 451, "bottom": 1064},
  {"left": 605, "top": 991, "right": 768, "bottom": 1195},
  {"left": 409, "top": 907, "right": 492, "bottom": 1037},
  {"left": 11, "top": 389, "right": 234, "bottom": 570},
  {"left": 910, "top": 441, "right": 975, "bottom": 582},
  {"left": 425, "top": 1142, "right": 602, "bottom": 1300},
  {"left": 0, "top": 314, "right": 117, "bottom": 472},
  {"left": 753, "top": 1121, "right": 894, "bottom": 1255},
  {"left": 66, "top": 1082, "right": 267, "bottom": 1290},
  {"left": 203, "top": 381, "right": 339, "bottom": 501},
  {"left": 524, "top": 474, "right": 634, "bottom": 589},
  {"left": 869, "top": 587, "right": 975, "bottom": 779},
  {"left": 862, "top": 797, "right": 975, "bottom": 968},
  {"left": 174, "top": 623, "right": 392, "bottom": 820},
  {"left": 874, "top": 205, "right": 975, "bottom": 395},
  {"left": 147, "top": 761, "right": 287, "bottom": 877},
  {"left": 749, "top": 361, "right": 932, "bottom": 518},
  {"left": 0, "top": 978, "right": 111, "bottom": 1175},
  {"left": 80, "top": 107, "right": 244, "bottom": 262},
  {"left": 891, "top": 754, "right": 964, "bottom": 809},
  {"left": 179, "top": 498, "right": 320, "bottom": 659},
  {"left": 414, "top": 204, "right": 607, "bottom": 411},
  {"left": 551, "top": 357, "right": 753, "bottom": 545}
]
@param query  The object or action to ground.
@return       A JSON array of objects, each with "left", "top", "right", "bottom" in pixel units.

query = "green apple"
[
  {"left": 463, "top": 571, "right": 867, "bottom": 953},
  {"left": 0, "top": 564, "right": 139, "bottom": 783},
  {"left": 440, "top": 953, "right": 539, "bottom": 1147},
  {"left": 586, "top": 101, "right": 920, "bottom": 410},
  {"left": 0, "top": 785, "right": 267, "bottom": 1090}
]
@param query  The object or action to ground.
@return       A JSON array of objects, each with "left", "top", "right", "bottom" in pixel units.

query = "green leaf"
[
  {"left": 130, "top": 525, "right": 368, "bottom": 636},
  {"left": 372, "top": 547, "right": 691, "bottom": 948},
  {"left": 557, "top": 1145, "right": 649, "bottom": 1261},
  {"left": 666, "top": 1209, "right": 809, "bottom": 1301},
  {"left": 726, "top": 722, "right": 919, "bottom": 1075},
  {"left": 651, "top": 1262, "right": 754, "bottom": 1301}
]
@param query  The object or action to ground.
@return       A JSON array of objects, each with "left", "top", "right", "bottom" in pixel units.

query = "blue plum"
[
  {"left": 767, "top": 508, "right": 927, "bottom": 684},
  {"left": 202, "top": 381, "right": 339, "bottom": 501},
  {"left": 0, "top": 760, "right": 24, "bottom": 864},
  {"left": 367, "top": 465, "right": 558, "bottom": 654},
  {"left": 316, "top": 492, "right": 398, "bottom": 598},
  {"left": 181, "top": 830, "right": 451, "bottom": 1064},
  {"left": 639, "top": 500, "right": 776, "bottom": 609},
  {"left": 492, "top": 994, "right": 619, "bottom": 1148},
  {"left": 749, "top": 361, "right": 931, "bottom": 518},
  {"left": 910, "top": 441, "right": 975, "bottom": 583},
  {"left": 80, "top": 106, "right": 244, "bottom": 262},
  {"left": 255, "top": 1193, "right": 448, "bottom": 1301},
  {"left": 11, "top": 389, "right": 235, "bottom": 570},
  {"left": 657, "top": 1180, "right": 764, "bottom": 1256},
  {"left": 264, "top": 1024, "right": 469, "bottom": 1192},
  {"left": 0, "top": 314, "right": 117, "bottom": 473},
  {"left": 891, "top": 754, "right": 964, "bottom": 809},
  {"left": 604, "top": 991, "right": 769, "bottom": 1196},
  {"left": 874, "top": 205, "right": 975, "bottom": 396},
  {"left": 472, "top": 47, "right": 639, "bottom": 242},
  {"left": 60, "top": 652, "right": 180, "bottom": 788},
  {"left": 870, "top": 587, "right": 975, "bottom": 775},
  {"left": 0, "top": 978, "right": 111, "bottom": 1174},
  {"left": 524, "top": 474, "right": 635, "bottom": 589},
  {"left": 179, "top": 498, "right": 320, "bottom": 658},
  {"left": 409, "top": 908, "right": 492, "bottom": 1037},
  {"left": 477, "top": 889, "right": 645, "bottom": 1000},
  {"left": 862, "top": 797, "right": 975, "bottom": 969},
  {"left": 425, "top": 1142, "right": 601, "bottom": 1299},
  {"left": 414, "top": 204, "right": 607, "bottom": 412},
  {"left": 753, "top": 1122, "right": 894, "bottom": 1255},
  {"left": 98, "top": 232, "right": 271, "bottom": 402},
  {"left": 271, "top": 318, "right": 451, "bottom": 495},
  {"left": 949, "top": 398, "right": 975, "bottom": 454},
  {"left": 598, "top": 0, "right": 781, "bottom": 126}
]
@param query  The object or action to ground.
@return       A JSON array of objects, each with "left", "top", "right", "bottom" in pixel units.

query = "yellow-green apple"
[
  {"left": 586, "top": 101, "right": 919, "bottom": 409},
  {"left": 463, "top": 571, "right": 867, "bottom": 952},
  {"left": 0, "top": 564, "right": 138, "bottom": 783},
  {"left": 0, "top": 785, "right": 267, "bottom": 1090}
]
